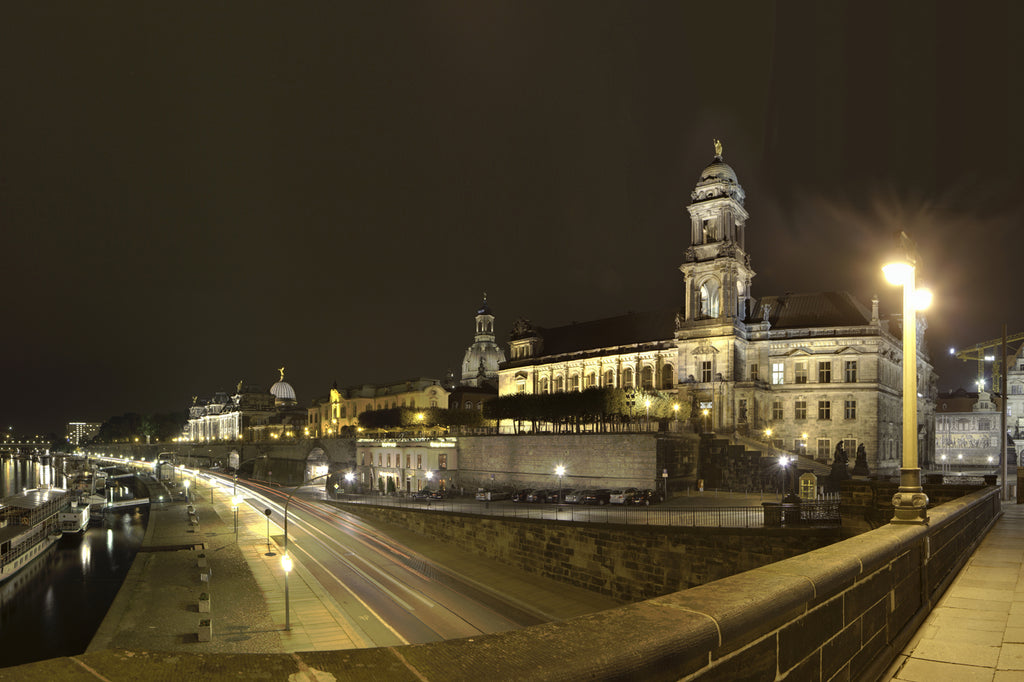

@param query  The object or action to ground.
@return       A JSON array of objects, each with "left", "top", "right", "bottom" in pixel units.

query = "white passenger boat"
[
  {"left": 0, "top": 488, "right": 69, "bottom": 583},
  {"left": 59, "top": 501, "right": 90, "bottom": 533}
]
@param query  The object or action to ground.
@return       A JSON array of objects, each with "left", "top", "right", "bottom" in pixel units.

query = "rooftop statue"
[
  {"left": 714, "top": 138, "right": 722, "bottom": 157},
  {"left": 278, "top": 366, "right": 285, "bottom": 381}
]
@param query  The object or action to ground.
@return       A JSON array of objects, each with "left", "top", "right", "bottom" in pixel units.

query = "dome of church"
[
  {"left": 461, "top": 343, "right": 506, "bottom": 385},
  {"left": 697, "top": 159, "right": 739, "bottom": 186},
  {"left": 270, "top": 380, "right": 296, "bottom": 404}
]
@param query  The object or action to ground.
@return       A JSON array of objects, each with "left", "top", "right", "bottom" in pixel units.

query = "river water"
[{"left": 0, "top": 456, "right": 147, "bottom": 669}]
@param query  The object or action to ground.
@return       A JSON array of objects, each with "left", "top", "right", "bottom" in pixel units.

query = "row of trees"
[
  {"left": 92, "top": 411, "right": 187, "bottom": 444},
  {"left": 482, "top": 387, "right": 691, "bottom": 434},
  {"left": 356, "top": 406, "right": 487, "bottom": 431}
]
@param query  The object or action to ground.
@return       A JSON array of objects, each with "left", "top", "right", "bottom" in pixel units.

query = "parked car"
[
  {"left": 581, "top": 489, "right": 612, "bottom": 505},
  {"left": 475, "top": 489, "right": 510, "bottom": 501},
  {"left": 563, "top": 489, "right": 586, "bottom": 504},
  {"left": 629, "top": 489, "right": 662, "bottom": 506},
  {"left": 550, "top": 489, "right": 576, "bottom": 504},
  {"left": 511, "top": 489, "right": 533, "bottom": 502},
  {"left": 610, "top": 488, "right": 639, "bottom": 504},
  {"left": 527, "top": 489, "right": 553, "bottom": 503}
]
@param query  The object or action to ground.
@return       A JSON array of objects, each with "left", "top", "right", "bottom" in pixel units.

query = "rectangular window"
[
  {"left": 845, "top": 360, "right": 858, "bottom": 383},
  {"left": 750, "top": 363, "right": 759, "bottom": 381},
  {"left": 818, "top": 400, "right": 831, "bottom": 420},
  {"left": 701, "top": 361, "right": 713, "bottom": 383},
  {"left": 738, "top": 399, "right": 748, "bottom": 423},
  {"left": 794, "top": 400, "right": 807, "bottom": 420},
  {"left": 417, "top": 453, "right": 423, "bottom": 469},
  {"left": 817, "top": 438, "right": 831, "bottom": 459},
  {"left": 405, "top": 454, "right": 411, "bottom": 468},
  {"left": 772, "top": 362, "right": 784, "bottom": 385},
  {"left": 844, "top": 400, "right": 857, "bottom": 419},
  {"left": 772, "top": 400, "right": 784, "bottom": 420},
  {"left": 843, "top": 439, "right": 857, "bottom": 457},
  {"left": 438, "top": 453, "right": 447, "bottom": 470},
  {"left": 818, "top": 362, "right": 831, "bottom": 383},
  {"left": 795, "top": 362, "right": 808, "bottom": 384}
]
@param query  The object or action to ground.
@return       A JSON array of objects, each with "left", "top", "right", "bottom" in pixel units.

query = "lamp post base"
[{"left": 891, "top": 467, "right": 929, "bottom": 525}]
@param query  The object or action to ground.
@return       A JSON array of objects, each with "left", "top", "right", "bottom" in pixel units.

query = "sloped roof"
[
  {"left": 533, "top": 309, "right": 678, "bottom": 358},
  {"left": 751, "top": 292, "right": 871, "bottom": 329}
]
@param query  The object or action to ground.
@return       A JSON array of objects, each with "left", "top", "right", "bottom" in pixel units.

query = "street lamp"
[
  {"left": 672, "top": 403, "right": 680, "bottom": 422},
  {"left": 281, "top": 552, "right": 293, "bottom": 631},
  {"left": 232, "top": 495, "right": 241, "bottom": 540},
  {"left": 702, "top": 408, "right": 709, "bottom": 434},
  {"left": 883, "top": 231, "right": 932, "bottom": 524},
  {"left": 281, "top": 472, "right": 331, "bottom": 630},
  {"left": 555, "top": 464, "right": 565, "bottom": 504}
]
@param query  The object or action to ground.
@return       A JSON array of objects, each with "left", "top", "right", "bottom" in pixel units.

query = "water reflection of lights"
[
  {"left": 106, "top": 528, "right": 114, "bottom": 553},
  {"left": 80, "top": 538, "right": 93, "bottom": 571}
]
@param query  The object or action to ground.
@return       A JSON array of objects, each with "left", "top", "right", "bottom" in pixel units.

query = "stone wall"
[
  {"left": 83, "top": 439, "right": 356, "bottom": 485},
  {"left": 330, "top": 502, "right": 841, "bottom": 602},
  {"left": 454, "top": 433, "right": 700, "bottom": 493}
]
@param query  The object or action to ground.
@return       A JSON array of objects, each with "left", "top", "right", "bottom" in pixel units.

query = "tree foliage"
[{"left": 482, "top": 387, "right": 688, "bottom": 432}]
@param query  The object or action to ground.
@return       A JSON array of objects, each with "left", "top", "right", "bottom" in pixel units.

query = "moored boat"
[{"left": 0, "top": 488, "right": 70, "bottom": 583}]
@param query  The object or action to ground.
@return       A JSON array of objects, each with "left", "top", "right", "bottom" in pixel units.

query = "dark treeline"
[
  {"left": 93, "top": 411, "right": 187, "bottom": 444},
  {"left": 482, "top": 387, "right": 688, "bottom": 434}
]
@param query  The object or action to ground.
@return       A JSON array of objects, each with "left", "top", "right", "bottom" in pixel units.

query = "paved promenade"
[
  {"left": 78, "top": 474, "right": 619, "bottom": 660},
  {"left": 884, "top": 501, "right": 1024, "bottom": 681}
]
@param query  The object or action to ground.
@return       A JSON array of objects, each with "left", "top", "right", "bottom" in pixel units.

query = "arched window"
[
  {"left": 641, "top": 366, "right": 654, "bottom": 389},
  {"left": 604, "top": 369, "right": 615, "bottom": 387},
  {"left": 569, "top": 374, "right": 580, "bottom": 391},
  {"left": 623, "top": 367, "right": 634, "bottom": 388},
  {"left": 661, "top": 364, "right": 674, "bottom": 389},
  {"left": 700, "top": 279, "right": 720, "bottom": 318},
  {"left": 585, "top": 372, "right": 596, "bottom": 388},
  {"left": 555, "top": 376, "right": 565, "bottom": 392},
  {"left": 539, "top": 377, "right": 550, "bottom": 394}
]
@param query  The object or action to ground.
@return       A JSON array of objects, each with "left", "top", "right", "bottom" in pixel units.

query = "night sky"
[{"left": 3, "top": 2, "right": 1023, "bottom": 436}]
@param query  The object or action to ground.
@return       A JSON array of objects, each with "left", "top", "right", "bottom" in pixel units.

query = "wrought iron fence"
[{"left": 327, "top": 494, "right": 841, "bottom": 529}]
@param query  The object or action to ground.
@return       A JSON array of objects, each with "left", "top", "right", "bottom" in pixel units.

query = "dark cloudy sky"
[{"left": 3, "top": 2, "right": 1023, "bottom": 436}]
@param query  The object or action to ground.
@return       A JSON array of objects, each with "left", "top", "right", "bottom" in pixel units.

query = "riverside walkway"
[
  {"left": 883, "top": 500, "right": 1024, "bottom": 681},
  {"left": 6, "top": 474, "right": 618, "bottom": 680}
]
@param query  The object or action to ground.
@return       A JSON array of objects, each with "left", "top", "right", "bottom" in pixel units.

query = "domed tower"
[
  {"left": 269, "top": 366, "right": 297, "bottom": 407},
  {"left": 460, "top": 295, "right": 507, "bottom": 387},
  {"left": 679, "top": 139, "right": 755, "bottom": 323}
]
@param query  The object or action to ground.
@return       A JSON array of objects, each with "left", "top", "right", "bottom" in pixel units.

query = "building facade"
[
  {"left": 935, "top": 389, "right": 1002, "bottom": 473},
  {"left": 498, "top": 143, "right": 937, "bottom": 474},
  {"left": 354, "top": 437, "right": 457, "bottom": 493},
  {"left": 306, "top": 378, "right": 450, "bottom": 437},
  {"left": 185, "top": 369, "right": 306, "bottom": 442},
  {"left": 66, "top": 422, "right": 101, "bottom": 446}
]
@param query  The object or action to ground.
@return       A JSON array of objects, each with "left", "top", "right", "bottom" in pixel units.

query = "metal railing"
[{"left": 326, "top": 494, "right": 841, "bottom": 529}]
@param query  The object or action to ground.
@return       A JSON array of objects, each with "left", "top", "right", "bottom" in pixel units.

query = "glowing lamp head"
[
  {"left": 555, "top": 465, "right": 566, "bottom": 477},
  {"left": 778, "top": 455, "right": 789, "bottom": 467},
  {"left": 425, "top": 471, "right": 433, "bottom": 480},
  {"left": 644, "top": 399, "right": 651, "bottom": 408},
  {"left": 672, "top": 403, "right": 679, "bottom": 412},
  {"left": 344, "top": 472, "right": 355, "bottom": 483},
  {"left": 281, "top": 553, "right": 293, "bottom": 573},
  {"left": 882, "top": 261, "right": 913, "bottom": 286},
  {"left": 764, "top": 428, "right": 772, "bottom": 438}
]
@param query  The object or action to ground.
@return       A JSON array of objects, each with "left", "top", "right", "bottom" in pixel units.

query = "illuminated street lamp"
[
  {"left": 281, "top": 552, "right": 293, "bottom": 631},
  {"left": 672, "top": 403, "right": 680, "bottom": 421},
  {"left": 883, "top": 231, "right": 932, "bottom": 524},
  {"left": 555, "top": 464, "right": 566, "bottom": 505},
  {"left": 701, "top": 408, "right": 709, "bottom": 434}
]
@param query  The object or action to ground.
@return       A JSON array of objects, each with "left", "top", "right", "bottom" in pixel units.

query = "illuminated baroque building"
[
  {"left": 185, "top": 369, "right": 307, "bottom": 442},
  {"left": 306, "top": 378, "right": 450, "bottom": 437},
  {"left": 934, "top": 389, "right": 1003, "bottom": 473},
  {"left": 498, "top": 142, "right": 937, "bottom": 474}
]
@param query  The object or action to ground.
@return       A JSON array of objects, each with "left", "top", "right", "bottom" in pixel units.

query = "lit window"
[{"left": 772, "top": 363, "right": 784, "bottom": 385}]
